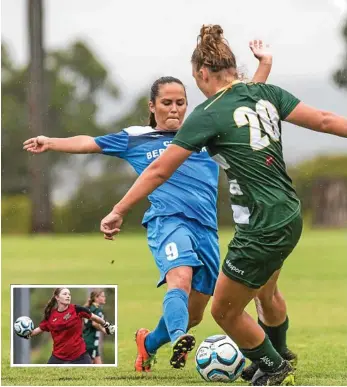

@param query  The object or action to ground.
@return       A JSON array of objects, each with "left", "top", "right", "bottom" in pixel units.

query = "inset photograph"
[{"left": 11, "top": 285, "right": 117, "bottom": 367}]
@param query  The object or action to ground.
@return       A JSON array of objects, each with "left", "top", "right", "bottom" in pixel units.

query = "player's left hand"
[
  {"left": 100, "top": 210, "right": 123, "bottom": 240},
  {"left": 249, "top": 39, "right": 272, "bottom": 63}
]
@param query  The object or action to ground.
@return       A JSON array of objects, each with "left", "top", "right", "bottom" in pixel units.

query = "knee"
[
  {"left": 211, "top": 301, "right": 240, "bottom": 327},
  {"left": 166, "top": 267, "right": 192, "bottom": 294},
  {"left": 257, "top": 287, "right": 283, "bottom": 309},
  {"left": 188, "top": 313, "right": 203, "bottom": 329}
]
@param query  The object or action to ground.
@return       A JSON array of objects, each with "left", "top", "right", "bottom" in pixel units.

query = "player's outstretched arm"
[
  {"left": 22, "top": 327, "right": 43, "bottom": 339},
  {"left": 249, "top": 39, "right": 272, "bottom": 83},
  {"left": 91, "top": 321, "right": 107, "bottom": 334},
  {"left": 285, "top": 102, "right": 347, "bottom": 138},
  {"left": 23, "top": 135, "right": 102, "bottom": 154}
]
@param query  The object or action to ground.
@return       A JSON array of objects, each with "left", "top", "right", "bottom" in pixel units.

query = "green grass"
[{"left": 2, "top": 228, "right": 347, "bottom": 385}]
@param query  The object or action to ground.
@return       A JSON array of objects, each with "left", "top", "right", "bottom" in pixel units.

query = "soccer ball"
[
  {"left": 195, "top": 334, "right": 245, "bottom": 382},
  {"left": 14, "top": 316, "right": 34, "bottom": 338}
]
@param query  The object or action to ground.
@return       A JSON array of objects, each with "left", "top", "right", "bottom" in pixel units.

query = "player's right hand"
[
  {"left": 103, "top": 321, "right": 116, "bottom": 335},
  {"left": 22, "top": 333, "right": 31, "bottom": 340},
  {"left": 249, "top": 39, "right": 272, "bottom": 63},
  {"left": 23, "top": 135, "right": 49, "bottom": 153},
  {"left": 100, "top": 210, "right": 123, "bottom": 240}
]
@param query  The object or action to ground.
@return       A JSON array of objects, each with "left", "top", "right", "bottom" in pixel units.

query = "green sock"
[
  {"left": 240, "top": 336, "right": 283, "bottom": 373},
  {"left": 258, "top": 316, "right": 289, "bottom": 355}
]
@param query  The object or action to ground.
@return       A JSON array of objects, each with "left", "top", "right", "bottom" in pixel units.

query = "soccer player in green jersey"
[
  {"left": 100, "top": 24, "right": 347, "bottom": 385},
  {"left": 83, "top": 289, "right": 107, "bottom": 364}
]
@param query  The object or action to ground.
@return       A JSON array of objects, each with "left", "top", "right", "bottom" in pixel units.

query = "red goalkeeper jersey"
[{"left": 39, "top": 304, "right": 91, "bottom": 361}]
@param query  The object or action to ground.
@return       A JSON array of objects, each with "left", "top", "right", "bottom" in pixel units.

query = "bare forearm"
[
  {"left": 320, "top": 112, "right": 347, "bottom": 137},
  {"left": 252, "top": 58, "right": 272, "bottom": 83},
  {"left": 30, "top": 327, "right": 43, "bottom": 337},
  {"left": 91, "top": 313, "right": 106, "bottom": 326},
  {"left": 286, "top": 103, "right": 347, "bottom": 138},
  {"left": 47, "top": 136, "right": 100, "bottom": 153},
  {"left": 92, "top": 321, "right": 106, "bottom": 334}
]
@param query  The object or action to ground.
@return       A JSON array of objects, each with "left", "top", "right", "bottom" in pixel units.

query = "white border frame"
[{"left": 10, "top": 284, "right": 118, "bottom": 367}]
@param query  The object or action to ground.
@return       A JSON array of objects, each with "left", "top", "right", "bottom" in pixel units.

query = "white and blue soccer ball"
[
  {"left": 14, "top": 316, "right": 34, "bottom": 338},
  {"left": 195, "top": 334, "right": 245, "bottom": 382}
]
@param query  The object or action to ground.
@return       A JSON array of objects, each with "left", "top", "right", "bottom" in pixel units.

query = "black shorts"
[{"left": 47, "top": 352, "right": 92, "bottom": 364}]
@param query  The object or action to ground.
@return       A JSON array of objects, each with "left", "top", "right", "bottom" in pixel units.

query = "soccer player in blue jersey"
[{"left": 23, "top": 40, "right": 273, "bottom": 371}]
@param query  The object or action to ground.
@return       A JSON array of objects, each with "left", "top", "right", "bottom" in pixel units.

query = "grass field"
[{"left": 2, "top": 228, "right": 347, "bottom": 386}]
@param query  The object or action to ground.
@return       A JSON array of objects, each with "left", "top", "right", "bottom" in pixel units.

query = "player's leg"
[
  {"left": 187, "top": 289, "right": 211, "bottom": 329},
  {"left": 93, "top": 356, "right": 102, "bottom": 364},
  {"left": 135, "top": 216, "right": 202, "bottom": 371},
  {"left": 91, "top": 348, "right": 102, "bottom": 364},
  {"left": 138, "top": 288, "right": 210, "bottom": 371},
  {"left": 212, "top": 271, "right": 294, "bottom": 386},
  {"left": 168, "top": 222, "right": 219, "bottom": 368},
  {"left": 242, "top": 272, "right": 297, "bottom": 381},
  {"left": 214, "top": 215, "right": 302, "bottom": 385},
  {"left": 257, "top": 284, "right": 297, "bottom": 364}
]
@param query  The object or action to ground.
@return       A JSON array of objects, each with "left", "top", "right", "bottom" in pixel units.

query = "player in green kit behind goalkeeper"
[{"left": 83, "top": 289, "right": 107, "bottom": 364}]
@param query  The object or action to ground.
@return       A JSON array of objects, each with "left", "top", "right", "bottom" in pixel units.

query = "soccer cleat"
[
  {"left": 242, "top": 348, "right": 298, "bottom": 382},
  {"left": 281, "top": 348, "right": 298, "bottom": 369},
  {"left": 251, "top": 360, "right": 295, "bottom": 386},
  {"left": 170, "top": 334, "right": 195, "bottom": 369},
  {"left": 134, "top": 328, "right": 156, "bottom": 372},
  {"left": 241, "top": 360, "right": 260, "bottom": 382}
]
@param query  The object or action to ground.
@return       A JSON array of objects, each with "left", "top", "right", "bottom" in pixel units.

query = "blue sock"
[
  {"left": 163, "top": 288, "right": 189, "bottom": 344},
  {"left": 145, "top": 317, "right": 170, "bottom": 354}
]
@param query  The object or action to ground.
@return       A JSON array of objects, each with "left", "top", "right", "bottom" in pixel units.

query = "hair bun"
[{"left": 200, "top": 24, "right": 224, "bottom": 43}]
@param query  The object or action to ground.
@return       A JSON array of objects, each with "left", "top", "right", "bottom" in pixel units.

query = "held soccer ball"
[
  {"left": 195, "top": 334, "right": 245, "bottom": 382},
  {"left": 14, "top": 316, "right": 34, "bottom": 338}
]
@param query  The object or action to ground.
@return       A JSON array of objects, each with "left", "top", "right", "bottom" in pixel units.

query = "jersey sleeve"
[
  {"left": 172, "top": 110, "right": 217, "bottom": 152},
  {"left": 39, "top": 319, "right": 50, "bottom": 332},
  {"left": 94, "top": 131, "right": 129, "bottom": 157},
  {"left": 264, "top": 84, "right": 301, "bottom": 120},
  {"left": 75, "top": 305, "right": 92, "bottom": 319}
]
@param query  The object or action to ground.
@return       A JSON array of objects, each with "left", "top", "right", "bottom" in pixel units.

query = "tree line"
[{"left": 2, "top": 15, "right": 347, "bottom": 234}]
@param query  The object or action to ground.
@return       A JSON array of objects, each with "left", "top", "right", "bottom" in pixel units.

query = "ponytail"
[
  {"left": 149, "top": 112, "right": 157, "bottom": 128},
  {"left": 44, "top": 296, "right": 57, "bottom": 320}
]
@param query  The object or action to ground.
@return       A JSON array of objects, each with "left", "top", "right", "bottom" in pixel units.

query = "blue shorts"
[{"left": 146, "top": 215, "right": 220, "bottom": 295}]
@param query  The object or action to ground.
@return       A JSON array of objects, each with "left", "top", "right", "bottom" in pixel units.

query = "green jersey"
[
  {"left": 172, "top": 82, "right": 301, "bottom": 234},
  {"left": 83, "top": 304, "right": 104, "bottom": 349}
]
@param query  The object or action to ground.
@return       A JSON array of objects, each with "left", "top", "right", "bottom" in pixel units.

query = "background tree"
[{"left": 333, "top": 16, "right": 347, "bottom": 89}]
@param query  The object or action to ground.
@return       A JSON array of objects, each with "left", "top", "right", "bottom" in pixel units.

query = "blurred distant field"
[{"left": 2, "top": 228, "right": 347, "bottom": 385}]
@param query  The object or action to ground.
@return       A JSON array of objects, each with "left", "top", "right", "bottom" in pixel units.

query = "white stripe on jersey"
[{"left": 123, "top": 126, "right": 156, "bottom": 136}]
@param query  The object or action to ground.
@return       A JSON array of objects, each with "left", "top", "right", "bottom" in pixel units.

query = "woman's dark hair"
[
  {"left": 44, "top": 288, "right": 64, "bottom": 320},
  {"left": 149, "top": 76, "right": 187, "bottom": 128},
  {"left": 84, "top": 289, "right": 104, "bottom": 308},
  {"left": 191, "top": 24, "right": 237, "bottom": 73}
]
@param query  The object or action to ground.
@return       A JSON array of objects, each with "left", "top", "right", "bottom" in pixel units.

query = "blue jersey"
[{"left": 94, "top": 126, "right": 219, "bottom": 230}]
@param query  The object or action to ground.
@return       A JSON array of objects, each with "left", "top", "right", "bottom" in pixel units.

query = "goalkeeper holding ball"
[{"left": 17, "top": 288, "right": 115, "bottom": 364}]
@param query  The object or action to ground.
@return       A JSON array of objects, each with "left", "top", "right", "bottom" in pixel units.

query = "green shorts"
[
  {"left": 86, "top": 346, "right": 99, "bottom": 359},
  {"left": 222, "top": 214, "right": 303, "bottom": 289}
]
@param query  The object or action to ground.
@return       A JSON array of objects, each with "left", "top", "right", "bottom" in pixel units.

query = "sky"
[{"left": 2, "top": 0, "right": 347, "bottom": 167}]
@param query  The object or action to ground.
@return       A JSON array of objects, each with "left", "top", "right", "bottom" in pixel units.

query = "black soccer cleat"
[
  {"left": 170, "top": 334, "right": 196, "bottom": 369},
  {"left": 241, "top": 360, "right": 260, "bottom": 382},
  {"left": 242, "top": 348, "right": 298, "bottom": 382},
  {"left": 251, "top": 360, "right": 295, "bottom": 386},
  {"left": 281, "top": 348, "right": 298, "bottom": 369}
]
